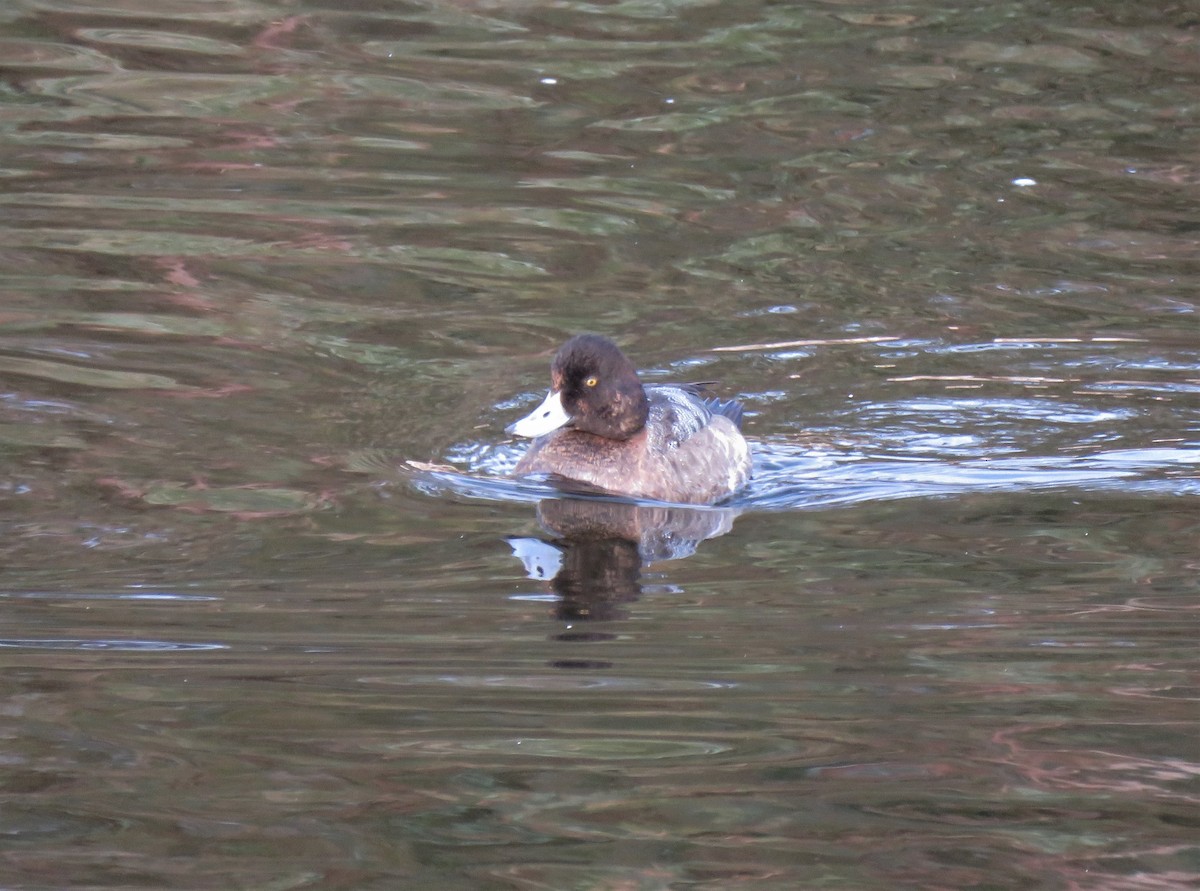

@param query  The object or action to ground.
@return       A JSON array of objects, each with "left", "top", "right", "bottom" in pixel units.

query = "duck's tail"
[
  {"left": 703, "top": 395, "right": 745, "bottom": 430},
  {"left": 675, "top": 381, "right": 747, "bottom": 430}
]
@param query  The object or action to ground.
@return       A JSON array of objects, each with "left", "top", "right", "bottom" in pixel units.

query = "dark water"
[{"left": 2, "top": 0, "right": 1198, "bottom": 888}]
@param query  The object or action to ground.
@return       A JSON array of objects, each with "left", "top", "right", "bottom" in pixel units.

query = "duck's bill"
[{"left": 506, "top": 389, "right": 570, "bottom": 438}]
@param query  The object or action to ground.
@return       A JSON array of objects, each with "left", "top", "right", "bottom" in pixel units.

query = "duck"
[{"left": 506, "top": 334, "right": 751, "bottom": 505}]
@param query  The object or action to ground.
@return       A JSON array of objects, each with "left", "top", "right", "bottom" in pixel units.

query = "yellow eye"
[{"left": 584, "top": 376, "right": 599, "bottom": 387}]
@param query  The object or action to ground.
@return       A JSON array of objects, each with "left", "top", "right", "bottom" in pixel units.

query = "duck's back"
[{"left": 514, "top": 385, "right": 751, "bottom": 505}]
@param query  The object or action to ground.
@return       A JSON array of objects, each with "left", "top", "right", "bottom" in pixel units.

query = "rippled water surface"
[{"left": 2, "top": 0, "right": 1198, "bottom": 888}]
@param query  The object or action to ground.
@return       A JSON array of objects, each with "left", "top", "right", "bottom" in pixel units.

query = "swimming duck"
[{"left": 506, "top": 334, "right": 751, "bottom": 505}]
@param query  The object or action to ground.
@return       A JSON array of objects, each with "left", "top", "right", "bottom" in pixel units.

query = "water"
[{"left": 1, "top": 0, "right": 1198, "bottom": 888}]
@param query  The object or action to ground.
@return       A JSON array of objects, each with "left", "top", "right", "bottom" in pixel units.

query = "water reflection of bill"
[{"left": 508, "top": 497, "right": 740, "bottom": 623}]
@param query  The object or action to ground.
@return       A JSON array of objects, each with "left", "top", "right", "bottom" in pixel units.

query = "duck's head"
[{"left": 507, "top": 334, "right": 649, "bottom": 441}]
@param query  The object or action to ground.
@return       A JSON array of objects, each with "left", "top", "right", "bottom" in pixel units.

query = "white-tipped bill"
[{"left": 506, "top": 389, "right": 570, "bottom": 438}]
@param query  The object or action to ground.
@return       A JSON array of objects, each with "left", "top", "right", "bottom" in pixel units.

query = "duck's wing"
[
  {"left": 644, "top": 386, "right": 710, "bottom": 448},
  {"left": 643, "top": 385, "right": 752, "bottom": 503},
  {"left": 649, "top": 383, "right": 745, "bottom": 432}
]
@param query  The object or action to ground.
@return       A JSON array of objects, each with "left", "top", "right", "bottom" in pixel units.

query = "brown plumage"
[{"left": 506, "top": 335, "right": 751, "bottom": 505}]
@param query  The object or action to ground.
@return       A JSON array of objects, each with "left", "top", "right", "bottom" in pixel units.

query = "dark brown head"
[{"left": 507, "top": 334, "right": 650, "bottom": 441}]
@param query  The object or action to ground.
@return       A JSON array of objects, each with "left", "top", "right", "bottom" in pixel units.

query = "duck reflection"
[{"left": 508, "top": 496, "right": 740, "bottom": 628}]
